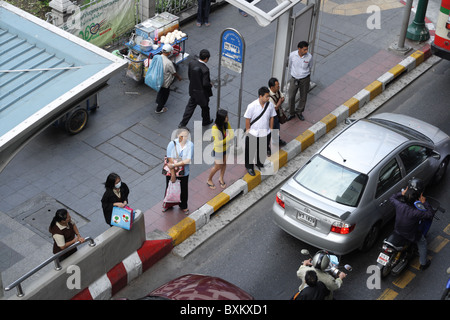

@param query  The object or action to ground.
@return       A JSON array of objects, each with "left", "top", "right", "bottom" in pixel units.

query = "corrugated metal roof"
[
  {"left": 0, "top": 27, "right": 75, "bottom": 111},
  {"left": 0, "top": 1, "right": 126, "bottom": 171}
]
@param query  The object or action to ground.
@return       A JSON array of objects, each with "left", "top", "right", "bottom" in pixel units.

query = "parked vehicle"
[{"left": 272, "top": 113, "right": 450, "bottom": 255}]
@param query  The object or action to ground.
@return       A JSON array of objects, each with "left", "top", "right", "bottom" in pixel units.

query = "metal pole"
[
  {"left": 406, "top": 0, "right": 430, "bottom": 41},
  {"left": 390, "top": 0, "right": 413, "bottom": 53},
  {"left": 399, "top": 0, "right": 413, "bottom": 48},
  {"left": 217, "top": 30, "right": 224, "bottom": 113}
]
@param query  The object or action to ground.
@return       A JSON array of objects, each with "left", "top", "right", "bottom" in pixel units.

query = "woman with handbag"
[
  {"left": 101, "top": 173, "right": 130, "bottom": 226},
  {"left": 163, "top": 127, "right": 193, "bottom": 214},
  {"left": 207, "top": 109, "right": 234, "bottom": 189}
]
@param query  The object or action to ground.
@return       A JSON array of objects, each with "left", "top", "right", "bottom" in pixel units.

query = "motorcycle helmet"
[
  {"left": 311, "top": 252, "right": 330, "bottom": 271},
  {"left": 408, "top": 178, "right": 424, "bottom": 195}
]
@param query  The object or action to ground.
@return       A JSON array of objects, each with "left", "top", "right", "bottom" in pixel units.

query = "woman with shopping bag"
[{"left": 162, "top": 127, "right": 193, "bottom": 214}]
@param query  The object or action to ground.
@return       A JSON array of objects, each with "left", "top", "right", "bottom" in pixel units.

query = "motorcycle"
[
  {"left": 441, "top": 267, "right": 450, "bottom": 300},
  {"left": 292, "top": 249, "right": 352, "bottom": 300},
  {"left": 300, "top": 249, "right": 353, "bottom": 279},
  {"left": 376, "top": 196, "right": 444, "bottom": 278}
]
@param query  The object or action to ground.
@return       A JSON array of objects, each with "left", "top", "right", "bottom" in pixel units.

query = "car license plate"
[
  {"left": 377, "top": 253, "right": 390, "bottom": 266},
  {"left": 297, "top": 211, "right": 317, "bottom": 226}
]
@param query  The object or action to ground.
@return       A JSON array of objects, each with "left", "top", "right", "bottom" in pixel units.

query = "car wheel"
[
  {"left": 433, "top": 157, "right": 449, "bottom": 185},
  {"left": 360, "top": 223, "right": 380, "bottom": 252}
]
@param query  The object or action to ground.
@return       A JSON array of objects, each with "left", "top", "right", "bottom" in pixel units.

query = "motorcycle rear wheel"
[{"left": 377, "top": 262, "right": 393, "bottom": 278}]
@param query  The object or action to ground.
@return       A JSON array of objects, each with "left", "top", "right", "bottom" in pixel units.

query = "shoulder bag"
[
  {"left": 244, "top": 101, "right": 270, "bottom": 135},
  {"left": 271, "top": 91, "right": 287, "bottom": 124},
  {"left": 162, "top": 141, "right": 185, "bottom": 177}
]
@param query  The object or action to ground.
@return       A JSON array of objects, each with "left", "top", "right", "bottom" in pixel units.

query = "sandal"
[
  {"left": 182, "top": 208, "right": 190, "bottom": 215},
  {"left": 219, "top": 180, "right": 226, "bottom": 189},
  {"left": 207, "top": 181, "right": 216, "bottom": 190}
]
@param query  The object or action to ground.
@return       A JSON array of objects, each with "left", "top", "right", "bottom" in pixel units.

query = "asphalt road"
[{"left": 114, "top": 59, "right": 450, "bottom": 302}]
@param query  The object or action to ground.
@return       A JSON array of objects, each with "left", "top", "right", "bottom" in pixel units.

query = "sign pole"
[
  {"left": 218, "top": 28, "right": 246, "bottom": 156},
  {"left": 218, "top": 28, "right": 245, "bottom": 130}
]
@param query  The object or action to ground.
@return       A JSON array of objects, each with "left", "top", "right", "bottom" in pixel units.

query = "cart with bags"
[{"left": 122, "top": 12, "right": 189, "bottom": 85}]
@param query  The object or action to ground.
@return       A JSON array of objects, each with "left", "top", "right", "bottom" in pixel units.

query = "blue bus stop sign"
[{"left": 220, "top": 29, "right": 244, "bottom": 73}]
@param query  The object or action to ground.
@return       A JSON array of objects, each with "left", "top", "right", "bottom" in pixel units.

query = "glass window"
[
  {"left": 295, "top": 155, "right": 368, "bottom": 207},
  {"left": 399, "top": 145, "right": 430, "bottom": 174},
  {"left": 376, "top": 158, "right": 401, "bottom": 198}
]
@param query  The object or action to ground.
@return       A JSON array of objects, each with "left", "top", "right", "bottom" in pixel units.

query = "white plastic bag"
[{"left": 163, "top": 180, "right": 181, "bottom": 203}]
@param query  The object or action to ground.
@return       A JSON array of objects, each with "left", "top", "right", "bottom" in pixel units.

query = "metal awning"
[
  {"left": 0, "top": 1, "right": 126, "bottom": 172},
  {"left": 225, "top": 0, "right": 301, "bottom": 26}
]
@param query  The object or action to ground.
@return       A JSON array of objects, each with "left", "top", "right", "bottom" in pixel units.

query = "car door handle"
[{"left": 379, "top": 200, "right": 387, "bottom": 207}]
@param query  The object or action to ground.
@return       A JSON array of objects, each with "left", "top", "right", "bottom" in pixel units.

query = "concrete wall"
[{"left": 8, "top": 210, "right": 145, "bottom": 300}]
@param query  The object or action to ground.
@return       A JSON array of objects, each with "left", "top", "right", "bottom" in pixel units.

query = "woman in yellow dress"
[{"left": 207, "top": 109, "right": 234, "bottom": 189}]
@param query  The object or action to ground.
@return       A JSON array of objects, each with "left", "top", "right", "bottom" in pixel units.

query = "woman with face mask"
[{"left": 101, "top": 172, "right": 130, "bottom": 226}]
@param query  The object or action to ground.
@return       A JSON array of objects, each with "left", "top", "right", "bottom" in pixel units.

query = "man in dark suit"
[{"left": 178, "top": 49, "right": 214, "bottom": 127}]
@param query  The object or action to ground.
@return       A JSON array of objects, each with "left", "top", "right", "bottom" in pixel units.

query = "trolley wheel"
[{"left": 65, "top": 108, "right": 88, "bottom": 134}]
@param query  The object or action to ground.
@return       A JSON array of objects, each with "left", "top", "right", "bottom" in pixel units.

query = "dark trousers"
[
  {"left": 197, "top": 0, "right": 211, "bottom": 24},
  {"left": 179, "top": 96, "right": 211, "bottom": 127},
  {"left": 165, "top": 175, "right": 189, "bottom": 210},
  {"left": 156, "top": 87, "right": 171, "bottom": 111},
  {"left": 245, "top": 133, "right": 270, "bottom": 169},
  {"left": 288, "top": 75, "right": 310, "bottom": 116}
]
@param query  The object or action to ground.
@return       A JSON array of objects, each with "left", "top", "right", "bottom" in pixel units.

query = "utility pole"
[{"left": 406, "top": 0, "right": 430, "bottom": 41}]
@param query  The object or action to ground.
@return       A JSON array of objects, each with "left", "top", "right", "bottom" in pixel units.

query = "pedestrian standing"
[
  {"left": 49, "top": 209, "right": 85, "bottom": 261},
  {"left": 197, "top": 0, "right": 211, "bottom": 27},
  {"left": 268, "top": 77, "right": 287, "bottom": 147},
  {"left": 207, "top": 109, "right": 234, "bottom": 189},
  {"left": 164, "top": 127, "right": 193, "bottom": 214},
  {"left": 287, "top": 41, "right": 313, "bottom": 121},
  {"left": 178, "top": 49, "right": 214, "bottom": 128},
  {"left": 155, "top": 44, "right": 182, "bottom": 114},
  {"left": 101, "top": 173, "right": 130, "bottom": 226},
  {"left": 244, "top": 87, "right": 276, "bottom": 176}
]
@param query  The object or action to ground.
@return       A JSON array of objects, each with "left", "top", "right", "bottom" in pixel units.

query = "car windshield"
[{"left": 294, "top": 155, "right": 368, "bottom": 207}]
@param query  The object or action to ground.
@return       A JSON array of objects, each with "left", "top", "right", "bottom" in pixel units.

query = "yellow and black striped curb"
[{"left": 166, "top": 47, "right": 433, "bottom": 247}]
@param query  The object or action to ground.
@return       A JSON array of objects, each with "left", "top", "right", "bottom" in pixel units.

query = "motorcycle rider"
[
  {"left": 389, "top": 179, "right": 435, "bottom": 270},
  {"left": 296, "top": 251, "right": 346, "bottom": 299}
]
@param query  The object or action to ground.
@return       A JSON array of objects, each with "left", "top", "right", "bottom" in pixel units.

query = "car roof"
[
  {"left": 147, "top": 274, "right": 254, "bottom": 300},
  {"left": 320, "top": 119, "right": 409, "bottom": 174}
]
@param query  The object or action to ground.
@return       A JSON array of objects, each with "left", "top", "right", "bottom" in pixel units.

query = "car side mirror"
[
  {"left": 345, "top": 118, "right": 357, "bottom": 125},
  {"left": 431, "top": 150, "right": 441, "bottom": 160}
]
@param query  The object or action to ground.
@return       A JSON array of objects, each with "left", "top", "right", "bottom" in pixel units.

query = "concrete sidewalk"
[{"left": 0, "top": 1, "right": 439, "bottom": 299}]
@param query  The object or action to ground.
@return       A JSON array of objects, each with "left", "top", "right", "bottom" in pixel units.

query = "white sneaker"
[{"left": 155, "top": 107, "right": 168, "bottom": 114}]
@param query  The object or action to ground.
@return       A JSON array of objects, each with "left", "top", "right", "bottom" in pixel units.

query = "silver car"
[{"left": 272, "top": 113, "right": 450, "bottom": 255}]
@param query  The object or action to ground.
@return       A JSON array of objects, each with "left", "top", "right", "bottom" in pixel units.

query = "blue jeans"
[{"left": 417, "top": 234, "right": 428, "bottom": 266}]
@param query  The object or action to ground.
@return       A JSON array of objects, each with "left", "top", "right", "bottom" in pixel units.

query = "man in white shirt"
[
  {"left": 155, "top": 44, "right": 182, "bottom": 114},
  {"left": 244, "top": 87, "right": 277, "bottom": 176},
  {"left": 287, "top": 41, "right": 313, "bottom": 121}
]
